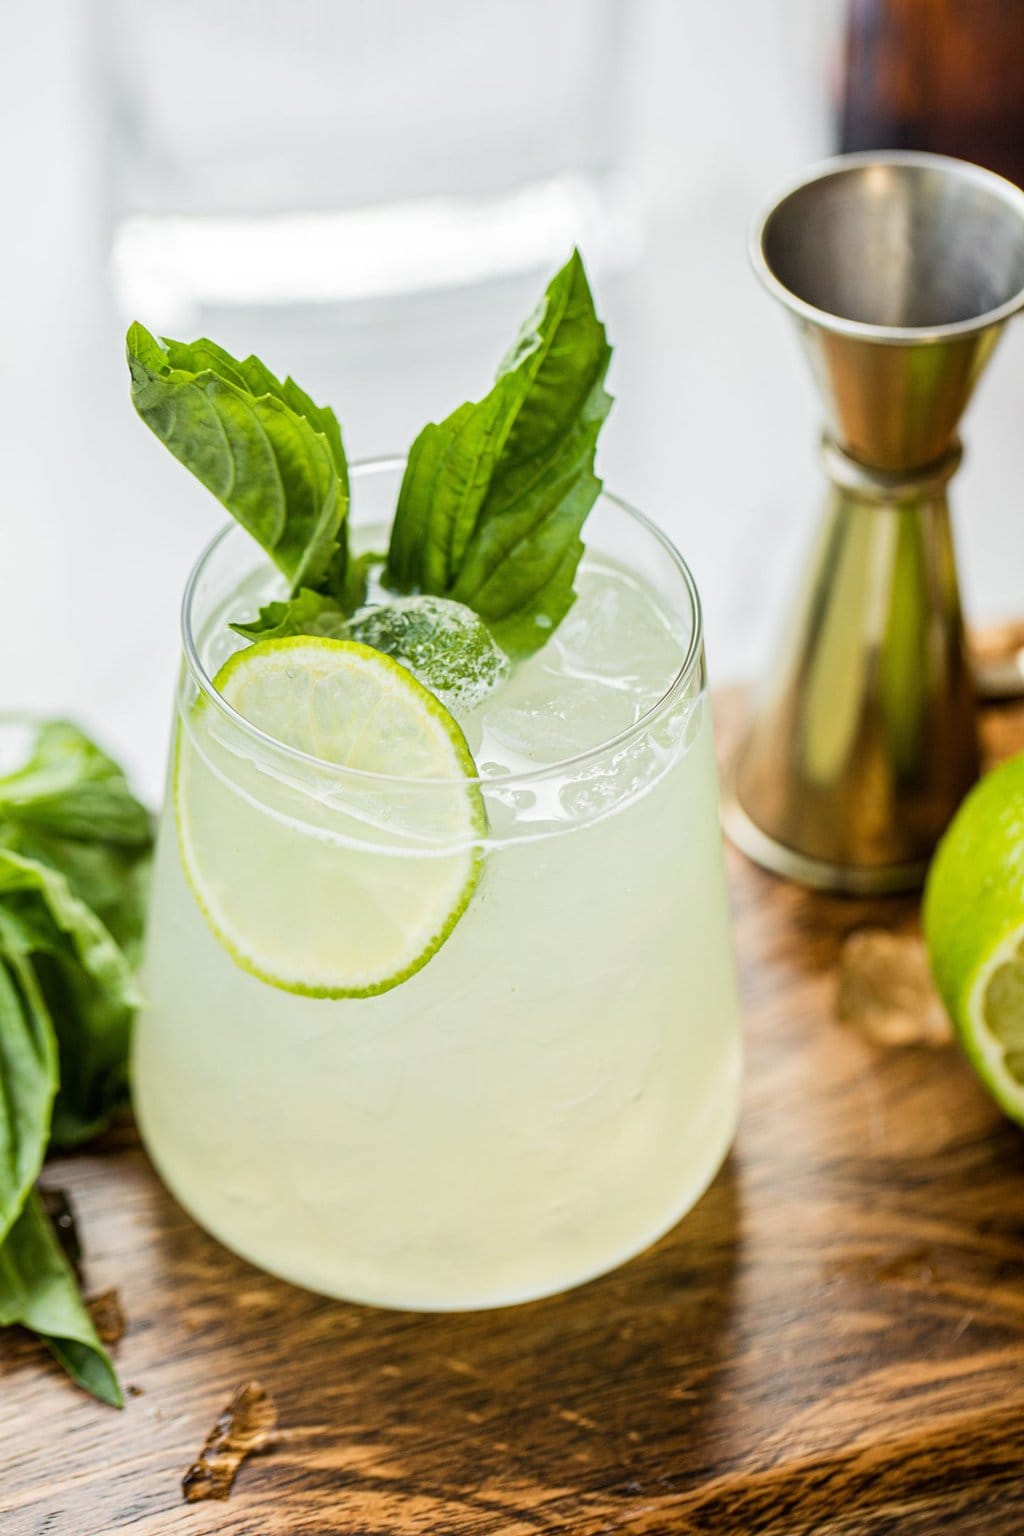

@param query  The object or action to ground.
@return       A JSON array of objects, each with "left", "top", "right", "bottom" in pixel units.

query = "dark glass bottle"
[{"left": 841, "top": 0, "right": 1024, "bottom": 187}]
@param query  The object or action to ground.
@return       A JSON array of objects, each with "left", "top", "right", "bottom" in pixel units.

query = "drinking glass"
[{"left": 134, "top": 460, "right": 742, "bottom": 1309}]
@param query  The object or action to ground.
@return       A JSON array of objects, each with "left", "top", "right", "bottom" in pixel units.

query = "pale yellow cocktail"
[{"left": 135, "top": 466, "right": 741, "bottom": 1308}]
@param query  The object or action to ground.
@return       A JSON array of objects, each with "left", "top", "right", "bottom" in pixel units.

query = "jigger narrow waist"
[{"left": 820, "top": 435, "right": 963, "bottom": 504}]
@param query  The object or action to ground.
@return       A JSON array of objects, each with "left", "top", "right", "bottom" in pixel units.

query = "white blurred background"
[{"left": 3, "top": 0, "right": 1023, "bottom": 799}]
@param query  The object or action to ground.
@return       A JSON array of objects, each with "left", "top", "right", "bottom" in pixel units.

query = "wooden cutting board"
[{"left": 4, "top": 692, "right": 1024, "bottom": 1536}]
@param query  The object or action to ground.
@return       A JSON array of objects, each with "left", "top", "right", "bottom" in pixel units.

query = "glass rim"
[{"left": 180, "top": 456, "right": 705, "bottom": 789}]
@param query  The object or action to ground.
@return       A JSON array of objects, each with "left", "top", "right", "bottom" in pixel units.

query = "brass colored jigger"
[{"left": 725, "top": 152, "right": 1024, "bottom": 894}]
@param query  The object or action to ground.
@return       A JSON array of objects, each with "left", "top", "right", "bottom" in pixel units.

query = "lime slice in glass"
[
  {"left": 923, "top": 754, "right": 1024, "bottom": 1122},
  {"left": 175, "top": 637, "right": 485, "bottom": 998}
]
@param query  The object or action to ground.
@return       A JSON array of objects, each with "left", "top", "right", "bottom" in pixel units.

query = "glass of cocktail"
[
  {"left": 134, "top": 459, "right": 741, "bottom": 1308},
  {"left": 129, "top": 253, "right": 742, "bottom": 1309}
]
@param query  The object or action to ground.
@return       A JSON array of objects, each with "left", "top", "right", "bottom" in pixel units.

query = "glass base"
[{"left": 136, "top": 1074, "right": 740, "bottom": 1310}]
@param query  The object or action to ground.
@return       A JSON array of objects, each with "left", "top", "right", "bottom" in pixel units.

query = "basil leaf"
[
  {"left": 127, "top": 324, "right": 350, "bottom": 595},
  {"left": 230, "top": 552, "right": 386, "bottom": 644},
  {"left": 0, "top": 851, "right": 140, "bottom": 1150},
  {"left": 388, "top": 397, "right": 521, "bottom": 595},
  {"left": 451, "top": 386, "right": 607, "bottom": 654},
  {"left": 158, "top": 336, "right": 348, "bottom": 491},
  {"left": 0, "top": 722, "right": 151, "bottom": 848},
  {"left": 0, "top": 722, "right": 152, "bottom": 964},
  {"left": 386, "top": 250, "right": 612, "bottom": 656},
  {"left": 337, "top": 549, "right": 384, "bottom": 616},
  {"left": 230, "top": 588, "right": 348, "bottom": 644},
  {"left": 0, "top": 1190, "right": 122, "bottom": 1406},
  {"left": 4, "top": 833, "right": 150, "bottom": 966},
  {"left": 0, "top": 727, "right": 140, "bottom": 1408},
  {"left": 0, "top": 955, "right": 57, "bottom": 1246}
]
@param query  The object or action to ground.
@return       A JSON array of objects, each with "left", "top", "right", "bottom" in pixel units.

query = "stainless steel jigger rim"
[{"left": 750, "top": 150, "right": 1024, "bottom": 345}]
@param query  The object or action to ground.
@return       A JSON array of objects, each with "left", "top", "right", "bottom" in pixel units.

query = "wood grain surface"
[{"left": 4, "top": 692, "right": 1024, "bottom": 1536}]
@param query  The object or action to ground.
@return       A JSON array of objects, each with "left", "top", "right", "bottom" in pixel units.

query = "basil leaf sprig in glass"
[{"left": 126, "top": 249, "right": 613, "bottom": 670}]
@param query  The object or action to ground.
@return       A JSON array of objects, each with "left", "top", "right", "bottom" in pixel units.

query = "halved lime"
[
  {"left": 923, "top": 754, "right": 1024, "bottom": 1123},
  {"left": 175, "top": 637, "right": 485, "bottom": 998}
]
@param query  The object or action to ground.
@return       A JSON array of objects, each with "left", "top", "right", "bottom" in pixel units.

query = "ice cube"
[
  {"left": 553, "top": 564, "right": 682, "bottom": 691},
  {"left": 479, "top": 671, "right": 640, "bottom": 768},
  {"left": 348, "top": 596, "right": 509, "bottom": 715}
]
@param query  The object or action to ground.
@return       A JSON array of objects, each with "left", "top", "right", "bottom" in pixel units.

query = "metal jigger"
[{"left": 725, "top": 152, "right": 1024, "bottom": 894}]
